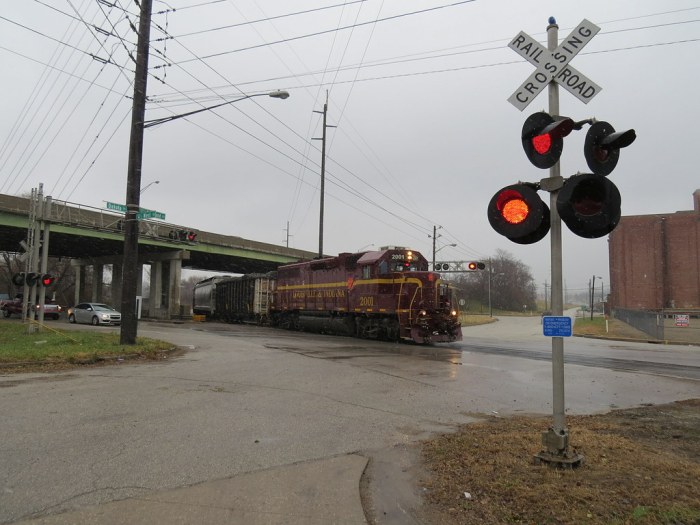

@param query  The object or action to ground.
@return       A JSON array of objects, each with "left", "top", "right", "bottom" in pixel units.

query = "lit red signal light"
[
  {"left": 487, "top": 184, "right": 550, "bottom": 245},
  {"left": 522, "top": 112, "right": 574, "bottom": 169},
  {"left": 531, "top": 133, "right": 552, "bottom": 155}
]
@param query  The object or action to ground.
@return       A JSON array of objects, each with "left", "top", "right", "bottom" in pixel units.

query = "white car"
[{"left": 68, "top": 303, "right": 121, "bottom": 326}]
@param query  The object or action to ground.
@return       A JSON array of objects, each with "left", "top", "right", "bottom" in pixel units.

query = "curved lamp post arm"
[{"left": 144, "top": 90, "right": 289, "bottom": 128}]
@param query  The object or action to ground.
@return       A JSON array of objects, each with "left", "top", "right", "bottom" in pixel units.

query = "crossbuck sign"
[{"left": 508, "top": 19, "right": 602, "bottom": 111}]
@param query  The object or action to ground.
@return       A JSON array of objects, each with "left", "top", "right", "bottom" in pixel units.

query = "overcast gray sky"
[{"left": 2, "top": 0, "right": 699, "bottom": 297}]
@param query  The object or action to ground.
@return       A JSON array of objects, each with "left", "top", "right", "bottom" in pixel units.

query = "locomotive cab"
[{"left": 352, "top": 247, "right": 462, "bottom": 343}]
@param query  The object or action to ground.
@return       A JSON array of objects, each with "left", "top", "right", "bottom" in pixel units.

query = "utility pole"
[
  {"left": 284, "top": 221, "right": 292, "bottom": 248},
  {"left": 120, "top": 0, "right": 152, "bottom": 345},
  {"left": 312, "top": 91, "right": 335, "bottom": 259},
  {"left": 430, "top": 225, "right": 442, "bottom": 268}
]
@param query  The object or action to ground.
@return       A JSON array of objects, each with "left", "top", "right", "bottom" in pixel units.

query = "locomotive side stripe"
[{"left": 276, "top": 277, "right": 424, "bottom": 291}]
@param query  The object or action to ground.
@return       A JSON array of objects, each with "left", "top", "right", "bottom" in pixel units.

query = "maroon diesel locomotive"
[{"left": 272, "top": 246, "right": 462, "bottom": 343}]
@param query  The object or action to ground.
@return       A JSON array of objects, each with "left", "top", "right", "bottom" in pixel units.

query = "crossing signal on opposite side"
[
  {"left": 169, "top": 229, "right": 197, "bottom": 242},
  {"left": 12, "top": 273, "right": 25, "bottom": 286},
  {"left": 522, "top": 112, "right": 574, "bottom": 169},
  {"left": 584, "top": 121, "right": 636, "bottom": 176},
  {"left": 467, "top": 262, "right": 486, "bottom": 271},
  {"left": 41, "top": 274, "right": 55, "bottom": 287},
  {"left": 557, "top": 173, "right": 621, "bottom": 238},
  {"left": 25, "top": 272, "right": 40, "bottom": 286},
  {"left": 487, "top": 184, "right": 550, "bottom": 244}
]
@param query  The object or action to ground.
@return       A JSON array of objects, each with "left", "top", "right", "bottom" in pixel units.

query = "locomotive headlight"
[
  {"left": 451, "top": 310, "right": 457, "bottom": 316},
  {"left": 407, "top": 250, "right": 413, "bottom": 261},
  {"left": 419, "top": 309, "right": 427, "bottom": 316}
]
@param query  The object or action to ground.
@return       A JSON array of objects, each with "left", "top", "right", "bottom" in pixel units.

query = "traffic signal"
[
  {"left": 557, "top": 173, "right": 621, "bottom": 238},
  {"left": 11, "top": 272, "right": 25, "bottom": 286},
  {"left": 25, "top": 272, "right": 40, "bottom": 286},
  {"left": 522, "top": 112, "right": 574, "bottom": 169},
  {"left": 467, "top": 262, "right": 486, "bottom": 271},
  {"left": 487, "top": 184, "right": 550, "bottom": 244},
  {"left": 584, "top": 121, "right": 636, "bottom": 176},
  {"left": 169, "top": 229, "right": 198, "bottom": 242},
  {"left": 41, "top": 274, "right": 55, "bottom": 287}
]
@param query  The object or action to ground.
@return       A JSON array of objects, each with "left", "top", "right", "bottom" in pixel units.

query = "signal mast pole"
[{"left": 537, "top": 17, "right": 582, "bottom": 467}]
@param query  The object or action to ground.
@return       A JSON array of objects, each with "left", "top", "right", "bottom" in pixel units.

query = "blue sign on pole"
[{"left": 542, "top": 316, "right": 572, "bottom": 337}]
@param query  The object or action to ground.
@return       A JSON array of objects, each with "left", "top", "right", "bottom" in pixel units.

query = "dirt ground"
[{"left": 418, "top": 399, "right": 700, "bottom": 525}]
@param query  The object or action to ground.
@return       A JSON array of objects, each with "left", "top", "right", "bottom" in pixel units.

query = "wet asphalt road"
[{"left": 1, "top": 315, "right": 698, "bottom": 523}]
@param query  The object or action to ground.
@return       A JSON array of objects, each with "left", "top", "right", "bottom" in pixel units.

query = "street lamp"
[
  {"left": 120, "top": 81, "right": 290, "bottom": 345},
  {"left": 143, "top": 90, "right": 290, "bottom": 128},
  {"left": 140, "top": 180, "right": 160, "bottom": 194}
]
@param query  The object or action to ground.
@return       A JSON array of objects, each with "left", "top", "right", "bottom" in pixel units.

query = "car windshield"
[{"left": 93, "top": 304, "right": 115, "bottom": 312}]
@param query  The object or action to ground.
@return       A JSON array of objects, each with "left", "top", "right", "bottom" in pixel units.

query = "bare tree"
[{"left": 454, "top": 249, "right": 537, "bottom": 313}]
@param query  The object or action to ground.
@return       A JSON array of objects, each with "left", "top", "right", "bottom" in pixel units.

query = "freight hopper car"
[
  {"left": 192, "top": 276, "right": 227, "bottom": 316},
  {"left": 272, "top": 247, "right": 462, "bottom": 343},
  {"left": 214, "top": 273, "right": 275, "bottom": 323}
]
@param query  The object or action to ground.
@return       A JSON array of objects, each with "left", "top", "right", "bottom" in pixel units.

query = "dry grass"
[{"left": 421, "top": 399, "right": 700, "bottom": 525}]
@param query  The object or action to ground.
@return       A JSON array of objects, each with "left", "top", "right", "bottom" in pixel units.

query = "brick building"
[{"left": 608, "top": 189, "right": 700, "bottom": 310}]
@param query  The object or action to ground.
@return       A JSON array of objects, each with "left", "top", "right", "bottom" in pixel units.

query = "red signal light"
[
  {"left": 557, "top": 174, "right": 621, "bottom": 238},
  {"left": 531, "top": 133, "right": 552, "bottom": 155},
  {"left": 522, "top": 112, "right": 574, "bottom": 169},
  {"left": 488, "top": 184, "right": 550, "bottom": 245},
  {"left": 468, "top": 262, "right": 477, "bottom": 271},
  {"left": 500, "top": 194, "right": 530, "bottom": 225},
  {"left": 41, "top": 274, "right": 55, "bottom": 287}
]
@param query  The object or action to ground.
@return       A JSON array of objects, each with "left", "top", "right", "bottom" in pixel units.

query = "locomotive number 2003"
[{"left": 359, "top": 296, "right": 374, "bottom": 307}]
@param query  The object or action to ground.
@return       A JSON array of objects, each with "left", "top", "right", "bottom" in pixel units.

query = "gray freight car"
[{"left": 214, "top": 273, "right": 276, "bottom": 323}]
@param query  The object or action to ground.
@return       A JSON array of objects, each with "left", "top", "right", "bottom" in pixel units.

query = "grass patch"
[
  {"left": 0, "top": 322, "right": 173, "bottom": 365},
  {"left": 460, "top": 314, "right": 497, "bottom": 327},
  {"left": 421, "top": 399, "right": 700, "bottom": 525}
]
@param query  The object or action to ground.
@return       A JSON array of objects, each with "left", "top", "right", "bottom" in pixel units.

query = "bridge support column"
[
  {"left": 112, "top": 263, "right": 123, "bottom": 308},
  {"left": 149, "top": 261, "right": 163, "bottom": 318},
  {"left": 92, "top": 264, "right": 104, "bottom": 303},
  {"left": 168, "top": 257, "right": 182, "bottom": 318},
  {"left": 74, "top": 264, "right": 86, "bottom": 305}
]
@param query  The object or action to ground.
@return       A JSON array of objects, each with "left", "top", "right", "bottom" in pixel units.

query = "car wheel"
[
  {"left": 91, "top": 316, "right": 100, "bottom": 326},
  {"left": 2, "top": 309, "right": 9, "bottom": 318},
  {"left": 68, "top": 314, "right": 76, "bottom": 324}
]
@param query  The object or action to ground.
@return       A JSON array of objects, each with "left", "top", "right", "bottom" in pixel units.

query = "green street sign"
[
  {"left": 107, "top": 202, "right": 165, "bottom": 220},
  {"left": 137, "top": 210, "right": 166, "bottom": 220},
  {"left": 106, "top": 201, "right": 127, "bottom": 212}
]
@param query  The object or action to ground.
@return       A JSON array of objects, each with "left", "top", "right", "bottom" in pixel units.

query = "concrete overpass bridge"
[{"left": 0, "top": 194, "right": 316, "bottom": 319}]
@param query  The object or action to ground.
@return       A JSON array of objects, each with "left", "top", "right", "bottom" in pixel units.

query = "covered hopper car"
[{"left": 195, "top": 246, "right": 462, "bottom": 344}]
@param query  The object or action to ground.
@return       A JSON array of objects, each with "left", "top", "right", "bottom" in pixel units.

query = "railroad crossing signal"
[
  {"left": 487, "top": 184, "right": 550, "bottom": 244},
  {"left": 522, "top": 112, "right": 574, "bottom": 169},
  {"left": 556, "top": 173, "right": 622, "bottom": 238},
  {"left": 584, "top": 121, "right": 637, "bottom": 176},
  {"left": 169, "top": 229, "right": 197, "bottom": 242},
  {"left": 508, "top": 18, "right": 602, "bottom": 111},
  {"left": 467, "top": 262, "right": 486, "bottom": 271}
]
